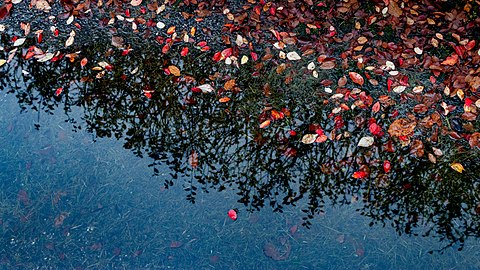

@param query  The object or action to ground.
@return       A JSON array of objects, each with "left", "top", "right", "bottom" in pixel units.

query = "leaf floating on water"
[
  {"left": 450, "top": 162, "right": 464, "bottom": 173},
  {"left": 192, "top": 84, "right": 214, "bottom": 93},
  {"left": 358, "top": 136, "right": 374, "bottom": 147},
  {"left": 0, "top": 59, "right": 6, "bottom": 67},
  {"left": 301, "top": 134, "right": 318, "bottom": 144},
  {"left": 263, "top": 238, "right": 291, "bottom": 261},
  {"left": 352, "top": 171, "right": 368, "bottom": 179},
  {"left": 169, "top": 241, "right": 183, "bottom": 248},
  {"left": 228, "top": 209, "right": 237, "bottom": 221}
]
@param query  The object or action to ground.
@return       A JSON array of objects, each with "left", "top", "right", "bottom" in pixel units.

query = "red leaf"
[
  {"left": 349, "top": 72, "right": 364, "bottom": 86},
  {"left": 213, "top": 51, "right": 222, "bottom": 62},
  {"left": 372, "top": 101, "right": 380, "bottom": 113},
  {"left": 353, "top": 171, "right": 368, "bottom": 179},
  {"left": 250, "top": 51, "right": 258, "bottom": 61},
  {"left": 387, "top": 78, "right": 393, "bottom": 92},
  {"left": 180, "top": 47, "right": 189, "bottom": 57},
  {"left": 383, "top": 160, "right": 391, "bottom": 173},
  {"left": 228, "top": 209, "right": 237, "bottom": 221},
  {"left": 55, "top": 87, "right": 63, "bottom": 96},
  {"left": 162, "top": 44, "right": 170, "bottom": 54}
]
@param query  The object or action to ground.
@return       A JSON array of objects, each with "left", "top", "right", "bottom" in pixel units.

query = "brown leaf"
[
  {"left": 319, "top": 61, "right": 335, "bottom": 70},
  {"left": 469, "top": 132, "right": 480, "bottom": 149},
  {"left": 224, "top": 79, "right": 236, "bottom": 90},
  {"left": 410, "top": 139, "right": 424, "bottom": 157},
  {"left": 388, "top": 118, "right": 416, "bottom": 137},
  {"left": 388, "top": 0, "right": 403, "bottom": 17},
  {"left": 349, "top": 72, "right": 364, "bottom": 86}
]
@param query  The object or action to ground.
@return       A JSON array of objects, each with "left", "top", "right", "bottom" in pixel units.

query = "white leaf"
[
  {"left": 37, "top": 52, "right": 54, "bottom": 62},
  {"left": 198, "top": 84, "right": 215, "bottom": 93},
  {"left": 0, "top": 24, "right": 5, "bottom": 32},
  {"left": 312, "top": 70, "right": 318, "bottom": 78},
  {"left": 307, "top": 62, "right": 315, "bottom": 70},
  {"left": 393, "top": 85, "right": 406, "bottom": 93},
  {"left": 302, "top": 134, "right": 318, "bottom": 144},
  {"left": 66, "top": 15, "right": 74, "bottom": 25},
  {"left": 286, "top": 51, "right": 301, "bottom": 61},
  {"left": 241, "top": 55, "right": 248, "bottom": 65},
  {"left": 12, "top": 0, "right": 23, "bottom": 3},
  {"left": 385, "top": 60, "right": 395, "bottom": 70},
  {"left": 13, "top": 38, "right": 26, "bottom": 47},
  {"left": 130, "top": 0, "right": 142, "bottom": 6},
  {"left": 156, "top": 22, "right": 165, "bottom": 29},
  {"left": 414, "top": 47, "right": 423, "bottom": 55},
  {"left": 279, "top": 51, "right": 286, "bottom": 59},
  {"left": 65, "top": 35, "right": 74, "bottom": 47},
  {"left": 358, "top": 136, "right": 374, "bottom": 147}
]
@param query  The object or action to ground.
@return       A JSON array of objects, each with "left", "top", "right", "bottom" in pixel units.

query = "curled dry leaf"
[
  {"left": 358, "top": 136, "right": 374, "bottom": 147},
  {"left": 349, "top": 72, "right": 364, "bottom": 86},
  {"left": 301, "top": 134, "right": 318, "bottom": 144}
]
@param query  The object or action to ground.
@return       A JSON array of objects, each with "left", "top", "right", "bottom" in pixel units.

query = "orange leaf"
[
  {"left": 441, "top": 54, "right": 458, "bottom": 66},
  {"left": 80, "top": 57, "right": 88, "bottom": 67},
  {"left": 259, "top": 119, "right": 271, "bottom": 128},
  {"left": 353, "top": 171, "right": 368, "bottom": 179},
  {"left": 349, "top": 72, "right": 364, "bottom": 86},
  {"left": 219, "top": 97, "right": 230, "bottom": 103},
  {"left": 168, "top": 65, "right": 180, "bottom": 76},
  {"left": 224, "top": 79, "right": 236, "bottom": 90}
]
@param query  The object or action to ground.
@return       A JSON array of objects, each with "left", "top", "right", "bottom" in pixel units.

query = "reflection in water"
[{"left": 1, "top": 3, "right": 480, "bottom": 259}]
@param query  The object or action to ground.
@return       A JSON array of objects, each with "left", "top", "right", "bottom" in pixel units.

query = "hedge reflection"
[{"left": 1, "top": 31, "right": 479, "bottom": 252}]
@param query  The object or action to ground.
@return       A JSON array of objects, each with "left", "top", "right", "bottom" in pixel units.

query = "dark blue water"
[{"left": 2, "top": 85, "right": 480, "bottom": 269}]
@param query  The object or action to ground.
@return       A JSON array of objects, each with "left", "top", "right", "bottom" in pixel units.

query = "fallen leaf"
[
  {"left": 349, "top": 72, "right": 364, "bottom": 86},
  {"left": 358, "top": 136, "right": 374, "bottom": 147},
  {"left": 228, "top": 209, "right": 237, "bottom": 221},
  {"left": 13, "top": 38, "right": 26, "bottom": 47},
  {"left": 301, "top": 134, "right": 318, "bottom": 144},
  {"left": 286, "top": 51, "right": 301, "bottom": 61},
  {"left": 388, "top": 118, "right": 416, "bottom": 137},
  {"left": 130, "top": 0, "right": 142, "bottom": 6},
  {"left": 450, "top": 162, "right": 464, "bottom": 173},
  {"left": 219, "top": 97, "right": 230, "bottom": 103},
  {"left": 260, "top": 119, "right": 271, "bottom": 128},
  {"left": 224, "top": 79, "right": 235, "bottom": 90},
  {"left": 168, "top": 65, "right": 180, "bottom": 76},
  {"left": 441, "top": 54, "right": 458, "bottom": 65}
]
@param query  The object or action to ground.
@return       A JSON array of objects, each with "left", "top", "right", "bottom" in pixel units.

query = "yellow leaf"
[
  {"left": 450, "top": 162, "right": 464, "bottom": 173},
  {"left": 0, "top": 59, "right": 6, "bottom": 67},
  {"left": 168, "top": 65, "right": 180, "bottom": 76}
]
